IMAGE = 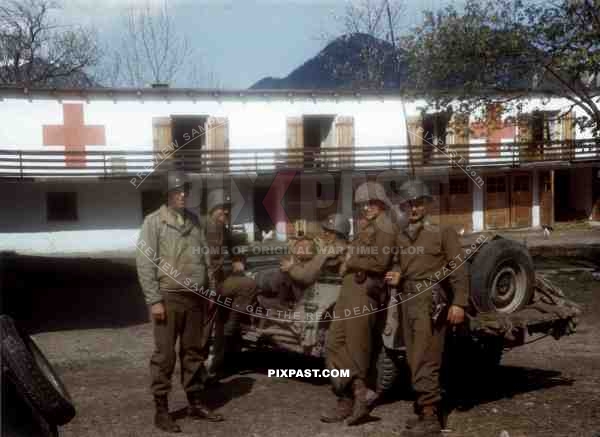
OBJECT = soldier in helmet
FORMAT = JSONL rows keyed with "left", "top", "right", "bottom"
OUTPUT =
{"left": 281, "top": 214, "right": 350, "bottom": 289}
{"left": 204, "top": 188, "right": 234, "bottom": 378}
{"left": 385, "top": 179, "right": 468, "bottom": 436}
{"left": 321, "top": 182, "right": 395, "bottom": 426}
{"left": 136, "top": 172, "right": 224, "bottom": 433}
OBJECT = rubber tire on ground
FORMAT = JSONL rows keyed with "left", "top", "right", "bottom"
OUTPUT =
{"left": 375, "top": 347, "right": 403, "bottom": 394}
{"left": 0, "top": 315, "right": 76, "bottom": 426}
{"left": 469, "top": 237, "right": 535, "bottom": 313}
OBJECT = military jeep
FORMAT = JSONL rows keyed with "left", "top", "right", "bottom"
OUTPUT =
{"left": 227, "top": 235, "right": 581, "bottom": 394}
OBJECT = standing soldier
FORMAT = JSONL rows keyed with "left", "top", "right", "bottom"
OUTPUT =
{"left": 136, "top": 172, "right": 224, "bottom": 434}
{"left": 385, "top": 179, "right": 468, "bottom": 437}
{"left": 322, "top": 182, "right": 395, "bottom": 426}
{"left": 205, "top": 188, "right": 233, "bottom": 379}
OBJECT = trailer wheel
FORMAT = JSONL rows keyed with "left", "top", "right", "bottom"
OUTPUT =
{"left": 0, "top": 315, "right": 75, "bottom": 426}
{"left": 470, "top": 238, "right": 535, "bottom": 313}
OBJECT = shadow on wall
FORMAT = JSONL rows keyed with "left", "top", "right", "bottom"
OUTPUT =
{"left": 0, "top": 252, "right": 148, "bottom": 333}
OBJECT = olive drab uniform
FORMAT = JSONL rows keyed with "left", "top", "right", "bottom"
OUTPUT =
{"left": 394, "top": 222, "right": 469, "bottom": 411}
{"left": 136, "top": 205, "right": 211, "bottom": 398}
{"left": 325, "top": 212, "right": 394, "bottom": 392}
{"left": 205, "top": 215, "right": 233, "bottom": 376}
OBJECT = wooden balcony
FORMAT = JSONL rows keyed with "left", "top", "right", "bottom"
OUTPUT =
{"left": 0, "top": 139, "right": 598, "bottom": 179}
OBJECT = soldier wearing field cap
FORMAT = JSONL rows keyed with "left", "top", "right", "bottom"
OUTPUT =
{"left": 136, "top": 172, "right": 224, "bottom": 433}
{"left": 322, "top": 182, "right": 395, "bottom": 426}
{"left": 385, "top": 179, "right": 468, "bottom": 437}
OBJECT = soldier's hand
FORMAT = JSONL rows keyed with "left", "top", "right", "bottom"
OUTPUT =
{"left": 384, "top": 271, "right": 402, "bottom": 286}
{"left": 280, "top": 257, "right": 294, "bottom": 272}
{"left": 447, "top": 305, "right": 465, "bottom": 325}
{"left": 150, "top": 302, "right": 167, "bottom": 322}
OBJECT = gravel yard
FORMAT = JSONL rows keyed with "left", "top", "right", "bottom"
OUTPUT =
{"left": 4, "top": 254, "right": 600, "bottom": 437}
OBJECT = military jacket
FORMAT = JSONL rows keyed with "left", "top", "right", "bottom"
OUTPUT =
{"left": 393, "top": 222, "right": 469, "bottom": 307}
{"left": 345, "top": 212, "right": 394, "bottom": 275}
{"left": 206, "top": 218, "right": 233, "bottom": 288}
{"left": 136, "top": 205, "right": 208, "bottom": 305}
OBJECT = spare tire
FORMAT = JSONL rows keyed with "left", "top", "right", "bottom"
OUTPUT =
{"left": 0, "top": 315, "right": 75, "bottom": 426}
{"left": 470, "top": 237, "right": 535, "bottom": 314}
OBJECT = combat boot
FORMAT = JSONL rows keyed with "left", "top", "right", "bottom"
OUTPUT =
{"left": 154, "top": 395, "right": 181, "bottom": 433}
{"left": 320, "top": 396, "right": 353, "bottom": 423}
{"left": 186, "top": 392, "right": 225, "bottom": 422}
{"left": 345, "top": 378, "right": 377, "bottom": 426}
{"left": 401, "top": 406, "right": 441, "bottom": 436}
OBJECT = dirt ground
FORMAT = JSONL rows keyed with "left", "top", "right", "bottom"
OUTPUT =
{"left": 11, "top": 256, "right": 600, "bottom": 437}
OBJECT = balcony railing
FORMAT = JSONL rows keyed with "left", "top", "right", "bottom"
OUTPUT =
{"left": 0, "top": 139, "right": 598, "bottom": 178}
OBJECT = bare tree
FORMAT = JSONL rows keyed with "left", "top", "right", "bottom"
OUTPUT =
{"left": 112, "top": 0, "right": 196, "bottom": 87}
{"left": 0, "top": 0, "right": 100, "bottom": 87}
{"left": 318, "top": 0, "right": 405, "bottom": 88}
{"left": 339, "top": 0, "right": 404, "bottom": 43}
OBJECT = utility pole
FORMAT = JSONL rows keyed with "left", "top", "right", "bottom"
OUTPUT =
{"left": 385, "top": 0, "right": 415, "bottom": 178}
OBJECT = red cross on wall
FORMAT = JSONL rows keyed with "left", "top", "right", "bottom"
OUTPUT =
{"left": 43, "top": 103, "right": 106, "bottom": 168}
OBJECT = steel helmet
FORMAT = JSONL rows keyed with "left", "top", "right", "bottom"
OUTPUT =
{"left": 321, "top": 214, "right": 350, "bottom": 239}
{"left": 207, "top": 188, "right": 232, "bottom": 213}
{"left": 165, "top": 171, "right": 189, "bottom": 193}
{"left": 354, "top": 181, "right": 390, "bottom": 206}
{"left": 399, "top": 179, "right": 432, "bottom": 202}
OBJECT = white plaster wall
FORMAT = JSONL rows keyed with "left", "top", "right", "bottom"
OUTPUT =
{"left": 532, "top": 169, "right": 540, "bottom": 228}
{"left": 0, "top": 96, "right": 407, "bottom": 150}
{"left": 0, "top": 180, "right": 143, "bottom": 254}
{"left": 472, "top": 183, "right": 484, "bottom": 232}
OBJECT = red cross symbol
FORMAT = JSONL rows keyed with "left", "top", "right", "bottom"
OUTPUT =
{"left": 43, "top": 104, "right": 106, "bottom": 168}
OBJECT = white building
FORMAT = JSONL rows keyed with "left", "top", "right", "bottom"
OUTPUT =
{"left": 0, "top": 86, "right": 598, "bottom": 256}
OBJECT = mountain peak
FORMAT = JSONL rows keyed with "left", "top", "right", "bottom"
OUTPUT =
{"left": 250, "top": 33, "right": 404, "bottom": 90}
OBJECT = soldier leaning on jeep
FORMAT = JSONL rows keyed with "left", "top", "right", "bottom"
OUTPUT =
{"left": 322, "top": 182, "right": 395, "bottom": 426}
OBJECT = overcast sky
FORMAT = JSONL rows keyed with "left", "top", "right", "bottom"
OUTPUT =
{"left": 60, "top": 0, "right": 458, "bottom": 88}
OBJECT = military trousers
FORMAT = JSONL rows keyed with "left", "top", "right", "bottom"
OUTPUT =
{"left": 325, "top": 273, "right": 382, "bottom": 394}
{"left": 150, "top": 291, "right": 212, "bottom": 397}
{"left": 400, "top": 288, "right": 447, "bottom": 409}
{"left": 207, "top": 275, "right": 258, "bottom": 377}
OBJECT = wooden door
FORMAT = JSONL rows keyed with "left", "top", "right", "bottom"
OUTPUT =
{"left": 539, "top": 170, "right": 554, "bottom": 226}
{"left": 441, "top": 178, "right": 473, "bottom": 231}
{"left": 510, "top": 174, "right": 532, "bottom": 227}
{"left": 485, "top": 175, "right": 509, "bottom": 229}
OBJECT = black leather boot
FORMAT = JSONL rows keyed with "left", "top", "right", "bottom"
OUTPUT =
{"left": 154, "top": 396, "right": 181, "bottom": 433}
{"left": 186, "top": 392, "right": 225, "bottom": 422}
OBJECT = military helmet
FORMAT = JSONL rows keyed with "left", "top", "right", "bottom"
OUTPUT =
{"left": 399, "top": 179, "right": 432, "bottom": 202}
{"left": 165, "top": 171, "right": 189, "bottom": 193}
{"left": 354, "top": 181, "right": 390, "bottom": 206}
{"left": 207, "top": 188, "right": 232, "bottom": 213}
{"left": 321, "top": 214, "right": 350, "bottom": 239}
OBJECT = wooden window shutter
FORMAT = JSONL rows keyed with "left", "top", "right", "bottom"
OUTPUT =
{"left": 286, "top": 117, "right": 303, "bottom": 167}
{"left": 152, "top": 117, "right": 173, "bottom": 161}
{"left": 406, "top": 115, "right": 423, "bottom": 167}
{"left": 447, "top": 113, "right": 470, "bottom": 165}
{"left": 334, "top": 116, "right": 354, "bottom": 168}
{"left": 206, "top": 117, "right": 229, "bottom": 172}
{"left": 561, "top": 111, "right": 574, "bottom": 141}
{"left": 517, "top": 114, "right": 532, "bottom": 143}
